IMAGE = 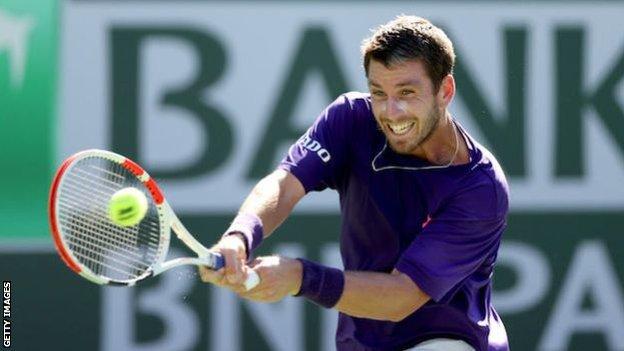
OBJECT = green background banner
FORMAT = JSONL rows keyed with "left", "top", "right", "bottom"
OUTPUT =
{"left": 2, "top": 213, "right": 624, "bottom": 350}
{"left": 0, "top": 0, "right": 58, "bottom": 241}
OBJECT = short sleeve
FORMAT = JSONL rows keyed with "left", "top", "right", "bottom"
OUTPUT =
{"left": 278, "top": 94, "right": 354, "bottom": 193}
{"left": 395, "top": 181, "right": 507, "bottom": 302}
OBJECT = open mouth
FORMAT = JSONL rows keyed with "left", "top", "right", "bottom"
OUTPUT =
{"left": 386, "top": 121, "right": 415, "bottom": 136}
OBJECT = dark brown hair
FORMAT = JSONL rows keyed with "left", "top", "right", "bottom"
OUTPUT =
{"left": 361, "top": 15, "right": 455, "bottom": 92}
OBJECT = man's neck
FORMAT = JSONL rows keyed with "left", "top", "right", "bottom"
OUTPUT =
{"left": 411, "top": 113, "right": 458, "bottom": 165}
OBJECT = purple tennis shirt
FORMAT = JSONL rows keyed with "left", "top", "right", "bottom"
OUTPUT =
{"left": 278, "top": 92, "right": 509, "bottom": 351}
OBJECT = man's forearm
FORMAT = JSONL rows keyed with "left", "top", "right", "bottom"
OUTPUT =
{"left": 334, "top": 270, "right": 430, "bottom": 322}
{"left": 212, "top": 170, "right": 305, "bottom": 286}
{"left": 238, "top": 169, "right": 305, "bottom": 238}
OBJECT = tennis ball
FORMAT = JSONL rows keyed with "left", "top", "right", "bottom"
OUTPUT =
{"left": 108, "top": 187, "right": 148, "bottom": 227}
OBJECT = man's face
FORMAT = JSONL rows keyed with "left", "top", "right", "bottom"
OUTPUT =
{"left": 367, "top": 59, "right": 443, "bottom": 156}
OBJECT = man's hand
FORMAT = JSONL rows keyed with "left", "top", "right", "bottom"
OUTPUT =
{"left": 198, "top": 233, "right": 249, "bottom": 288}
{"left": 238, "top": 255, "right": 302, "bottom": 303}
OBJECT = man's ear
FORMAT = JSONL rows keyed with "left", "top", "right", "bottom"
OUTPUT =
{"left": 438, "top": 74, "right": 455, "bottom": 107}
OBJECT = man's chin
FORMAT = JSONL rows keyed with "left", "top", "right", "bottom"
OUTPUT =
{"left": 387, "top": 141, "right": 415, "bottom": 155}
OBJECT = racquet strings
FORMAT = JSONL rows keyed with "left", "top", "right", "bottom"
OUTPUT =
{"left": 56, "top": 157, "right": 163, "bottom": 282}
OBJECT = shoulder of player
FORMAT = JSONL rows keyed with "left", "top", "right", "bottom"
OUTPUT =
{"left": 320, "top": 92, "right": 375, "bottom": 131}
{"left": 450, "top": 147, "right": 509, "bottom": 220}
{"left": 327, "top": 91, "right": 371, "bottom": 117}
{"left": 474, "top": 142, "right": 509, "bottom": 200}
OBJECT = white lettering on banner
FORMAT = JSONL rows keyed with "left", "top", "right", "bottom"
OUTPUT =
{"left": 243, "top": 244, "right": 304, "bottom": 351}
{"left": 90, "top": 239, "right": 624, "bottom": 350}
{"left": 0, "top": 9, "right": 35, "bottom": 89}
{"left": 142, "top": 37, "right": 206, "bottom": 171}
{"left": 210, "top": 285, "right": 240, "bottom": 351}
{"left": 493, "top": 242, "right": 551, "bottom": 314}
{"left": 59, "top": 3, "right": 624, "bottom": 212}
{"left": 538, "top": 241, "right": 624, "bottom": 351}
{"left": 101, "top": 251, "right": 200, "bottom": 351}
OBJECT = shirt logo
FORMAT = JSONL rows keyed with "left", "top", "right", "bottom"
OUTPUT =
{"left": 298, "top": 135, "right": 331, "bottom": 163}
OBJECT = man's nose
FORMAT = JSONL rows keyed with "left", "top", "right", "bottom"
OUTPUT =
{"left": 386, "top": 98, "right": 404, "bottom": 119}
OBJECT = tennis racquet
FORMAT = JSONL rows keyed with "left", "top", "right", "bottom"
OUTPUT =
{"left": 48, "top": 149, "right": 260, "bottom": 290}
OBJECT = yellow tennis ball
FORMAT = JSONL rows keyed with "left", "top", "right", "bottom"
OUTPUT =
{"left": 108, "top": 187, "right": 148, "bottom": 227}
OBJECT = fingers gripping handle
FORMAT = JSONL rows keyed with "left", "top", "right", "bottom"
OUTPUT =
{"left": 165, "top": 205, "right": 259, "bottom": 290}
{"left": 209, "top": 253, "right": 260, "bottom": 291}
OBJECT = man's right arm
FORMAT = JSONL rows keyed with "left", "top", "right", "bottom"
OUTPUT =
{"left": 201, "top": 94, "right": 354, "bottom": 288}
{"left": 198, "top": 169, "right": 305, "bottom": 286}
{"left": 238, "top": 169, "right": 306, "bottom": 239}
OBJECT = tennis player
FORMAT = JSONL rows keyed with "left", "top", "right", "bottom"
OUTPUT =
{"left": 200, "top": 15, "right": 509, "bottom": 351}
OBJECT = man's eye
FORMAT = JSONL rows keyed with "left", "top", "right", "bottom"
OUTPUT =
{"left": 372, "top": 91, "right": 386, "bottom": 97}
{"left": 400, "top": 90, "right": 414, "bottom": 96}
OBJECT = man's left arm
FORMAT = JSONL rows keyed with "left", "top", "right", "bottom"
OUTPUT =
{"left": 238, "top": 256, "right": 429, "bottom": 322}
{"left": 336, "top": 269, "right": 430, "bottom": 321}
{"left": 239, "top": 179, "right": 507, "bottom": 319}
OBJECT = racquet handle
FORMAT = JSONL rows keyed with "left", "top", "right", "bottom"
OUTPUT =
{"left": 207, "top": 253, "right": 260, "bottom": 291}
{"left": 211, "top": 253, "right": 226, "bottom": 270}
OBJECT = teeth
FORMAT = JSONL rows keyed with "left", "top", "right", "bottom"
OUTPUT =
{"left": 387, "top": 121, "right": 414, "bottom": 135}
